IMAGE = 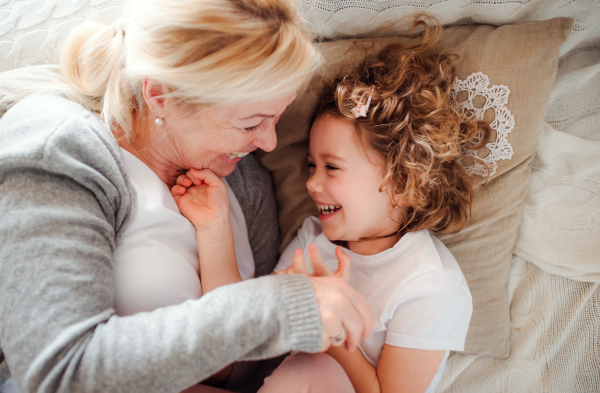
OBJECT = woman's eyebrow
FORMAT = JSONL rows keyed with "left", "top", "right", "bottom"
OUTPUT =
{"left": 239, "top": 114, "right": 276, "bottom": 120}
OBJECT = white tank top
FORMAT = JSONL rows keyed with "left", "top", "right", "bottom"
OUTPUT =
{"left": 112, "top": 148, "right": 255, "bottom": 316}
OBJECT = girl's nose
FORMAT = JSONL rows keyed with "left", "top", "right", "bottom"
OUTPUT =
{"left": 306, "top": 172, "right": 323, "bottom": 193}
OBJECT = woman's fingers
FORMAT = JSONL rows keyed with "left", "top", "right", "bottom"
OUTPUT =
{"left": 308, "top": 244, "right": 333, "bottom": 277}
{"left": 291, "top": 249, "right": 310, "bottom": 275}
{"left": 277, "top": 249, "right": 309, "bottom": 275}
{"left": 334, "top": 246, "right": 351, "bottom": 282}
{"left": 309, "top": 276, "right": 373, "bottom": 352}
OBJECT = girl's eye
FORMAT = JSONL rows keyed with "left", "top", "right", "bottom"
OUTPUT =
{"left": 326, "top": 164, "right": 338, "bottom": 170}
{"left": 307, "top": 162, "right": 316, "bottom": 168}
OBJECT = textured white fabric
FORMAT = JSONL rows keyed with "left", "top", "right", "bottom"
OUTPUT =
{"left": 513, "top": 122, "right": 600, "bottom": 283}
{"left": 298, "top": 0, "right": 600, "bottom": 56}
{"left": 452, "top": 72, "right": 514, "bottom": 177}
{"left": 437, "top": 256, "right": 600, "bottom": 392}
{"left": 0, "top": 0, "right": 126, "bottom": 72}
{"left": 113, "top": 148, "right": 255, "bottom": 316}
{"left": 276, "top": 217, "right": 472, "bottom": 393}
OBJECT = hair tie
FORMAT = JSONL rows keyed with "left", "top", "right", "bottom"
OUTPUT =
{"left": 351, "top": 86, "right": 375, "bottom": 118}
{"left": 113, "top": 19, "right": 128, "bottom": 39}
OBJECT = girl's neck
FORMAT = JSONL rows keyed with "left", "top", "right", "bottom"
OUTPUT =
{"left": 346, "top": 234, "right": 401, "bottom": 256}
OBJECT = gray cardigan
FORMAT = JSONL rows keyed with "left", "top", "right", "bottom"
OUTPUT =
{"left": 0, "top": 94, "right": 322, "bottom": 393}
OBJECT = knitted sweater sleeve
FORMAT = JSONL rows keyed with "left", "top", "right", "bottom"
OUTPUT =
{"left": 0, "top": 95, "right": 322, "bottom": 393}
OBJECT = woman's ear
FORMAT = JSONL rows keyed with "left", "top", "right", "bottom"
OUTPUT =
{"left": 142, "top": 78, "right": 170, "bottom": 117}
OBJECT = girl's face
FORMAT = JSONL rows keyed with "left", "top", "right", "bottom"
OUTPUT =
{"left": 307, "top": 114, "right": 402, "bottom": 255}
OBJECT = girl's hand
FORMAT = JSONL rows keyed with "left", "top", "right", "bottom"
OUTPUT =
{"left": 171, "top": 168, "right": 230, "bottom": 231}
{"left": 278, "top": 245, "right": 351, "bottom": 282}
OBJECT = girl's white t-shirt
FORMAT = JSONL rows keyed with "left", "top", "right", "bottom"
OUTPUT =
{"left": 112, "top": 148, "right": 255, "bottom": 316}
{"left": 275, "top": 216, "right": 472, "bottom": 393}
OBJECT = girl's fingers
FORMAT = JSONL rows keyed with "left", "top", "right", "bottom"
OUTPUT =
{"left": 184, "top": 170, "right": 200, "bottom": 185}
{"left": 188, "top": 168, "right": 224, "bottom": 188}
{"left": 171, "top": 184, "right": 187, "bottom": 197}
{"left": 176, "top": 174, "right": 193, "bottom": 187}
{"left": 334, "top": 246, "right": 351, "bottom": 282}
{"left": 308, "top": 244, "right": 333, "bottom": 277}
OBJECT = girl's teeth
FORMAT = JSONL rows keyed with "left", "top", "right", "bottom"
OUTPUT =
{"left": 226, "top": 152, "right": 249, "bottom": 159}
{"left": 317, "top": 203, "right": 341, "bottom": 214}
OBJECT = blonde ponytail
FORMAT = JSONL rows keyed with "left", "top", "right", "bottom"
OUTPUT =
{"left": 60, "top": 19, "right": 139, "bottom": 140}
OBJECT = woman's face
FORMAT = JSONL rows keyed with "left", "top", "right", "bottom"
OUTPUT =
{"left": 144, "top": 90, "right": 295, "bottom": 181}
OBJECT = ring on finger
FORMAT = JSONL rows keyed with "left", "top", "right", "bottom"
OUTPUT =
{"left": 330, "top": 326, "right": 346, "bottom": 345}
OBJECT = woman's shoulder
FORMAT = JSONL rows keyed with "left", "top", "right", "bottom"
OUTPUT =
{"left": 0, "top": 93, "right": 119, "bottom": 161}
{"left": 0, "top": 93, "right": 132, "bottom": 236}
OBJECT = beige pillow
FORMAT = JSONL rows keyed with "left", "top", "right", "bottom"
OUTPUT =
{"left": 257, "top": 17, "right": 573, "bottom": 358}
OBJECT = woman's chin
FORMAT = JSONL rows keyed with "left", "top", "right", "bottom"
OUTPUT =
{"left": 210, "top": 155, "right": 242, "bottom": 177}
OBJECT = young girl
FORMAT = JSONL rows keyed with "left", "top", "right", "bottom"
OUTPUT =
{"left": 173, "top": 17, "right": 489, "bottom": 393}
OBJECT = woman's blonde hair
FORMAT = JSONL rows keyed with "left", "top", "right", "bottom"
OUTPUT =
{"left": 317, "top": 15, "right": 491, "bottom": 236}
{"left": 0, "top": 0, "right": 320, "bottom": 145}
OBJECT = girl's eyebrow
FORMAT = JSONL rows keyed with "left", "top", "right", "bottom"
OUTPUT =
{"left": 322, "top": 153, "right": 347, "bottom": 162}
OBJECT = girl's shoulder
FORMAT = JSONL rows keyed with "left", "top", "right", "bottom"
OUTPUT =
{"left": 297, "top": 215, "right": 324, "bottom": 244}
{"left": 380, "top": 230, "right": 472, "bottom": 313}
{"left": 399, "top": 230, "right": 467, "bottom": 287}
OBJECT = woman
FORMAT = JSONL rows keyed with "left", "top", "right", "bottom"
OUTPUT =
{"left": 0, "top": 0, "right": 372, "bottom": 392}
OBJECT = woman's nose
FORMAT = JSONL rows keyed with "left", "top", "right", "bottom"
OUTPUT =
{"left": 252, "top": 123, "right": 277, "bottom": 152}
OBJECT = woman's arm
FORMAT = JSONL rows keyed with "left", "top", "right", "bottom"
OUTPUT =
{"left": 0, "top": 165, "right": 325, "bottom": 393}
{"left": 326, "top": 345, "right": 445, "bottom": 393}
{"left": 0, "top": 95, "right": 326, "bottom": 392}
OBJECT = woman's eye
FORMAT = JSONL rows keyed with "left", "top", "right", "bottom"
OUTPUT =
{"left": 244, "top": 124, "right": 261, "bottom": 132}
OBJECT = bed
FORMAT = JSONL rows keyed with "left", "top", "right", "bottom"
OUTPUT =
{"left": 1, "top": 0, "right": 598, "bottom": 391}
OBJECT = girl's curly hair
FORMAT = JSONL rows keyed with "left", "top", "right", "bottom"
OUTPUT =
{"left": 316, "top": 15, "right": 491, "bottom": 235}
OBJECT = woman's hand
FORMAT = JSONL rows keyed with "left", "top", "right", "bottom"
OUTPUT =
{"left": 311, "top": 273, "right": 373, "bottom": 353}
{"left": 279, "top": 245, "right": 351, "bottom": 281}
{"left": 280, "top": 244, "right": 372, "bottom": 352}
{"left": 171, "top": 168, "right": 230, "bottom": 231}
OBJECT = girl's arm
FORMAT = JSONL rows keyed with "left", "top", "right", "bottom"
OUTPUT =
{"left": 172, "top": 169, "right": 241, "bottom": 293}
{"left": 378, "top": 345, "right": 446, "bottom": 393}
{"left": 326, "top": 344, "right": 445, "bottom": 393}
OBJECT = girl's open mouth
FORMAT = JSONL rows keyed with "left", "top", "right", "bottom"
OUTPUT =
{"left": 317, "top": 203, "right": 341, "bottom": 220}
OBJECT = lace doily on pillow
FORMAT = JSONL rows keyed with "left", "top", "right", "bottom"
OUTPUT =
{"left": 451, "top": 72, "right": 515, "bottom": 177}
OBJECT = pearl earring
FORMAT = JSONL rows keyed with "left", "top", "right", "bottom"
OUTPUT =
{"left": 155, "top": 117, "right": 164, "bottom": 126}
{"left": 394, "top": 205, "right": 400, "bottom": 209}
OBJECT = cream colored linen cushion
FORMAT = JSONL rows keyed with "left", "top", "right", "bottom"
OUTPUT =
{"left": 258, "top": 17, "right": 573, "bottom": 357}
